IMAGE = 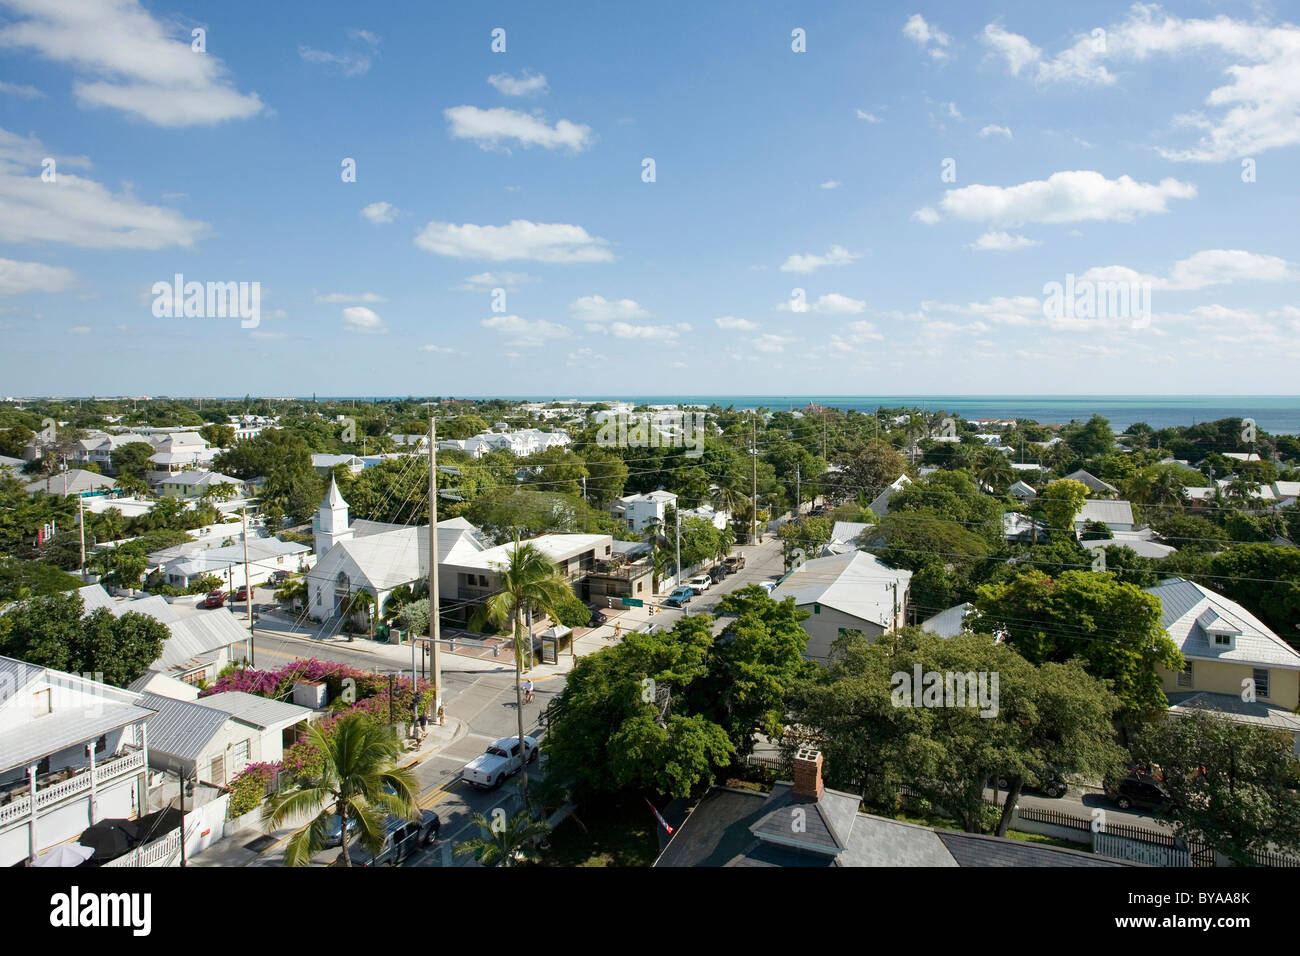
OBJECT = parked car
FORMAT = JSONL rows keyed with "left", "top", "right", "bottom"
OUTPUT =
{"left": 992, "top": 769, "right": 1068, "bottom": 799}
{"left": 586, "top": 608, "right": 610, "bottom": 629}
{"left": 723, "top": 554, "right": 747, "bottom": 572}
{"left": 1104, "top": 772, "right": 1169, "bottom": 811}
{"left": 204, "top": 589, "right": 226, "bottom": 608}
{"left": 231, "top": 584, "right": 250, "bottom": 602}
{"left": 268, "top": 570, "right": 291, "bottom": 585}
{"left": 323, "top": 812, "right": 360, "bottom": 848}
{"left": 462, "top": 735, "right": 539, "bottom": 790}
{"left": 708, "top": 565, "right": 728, "bottom": 583}
{"left": 686, "top": 573, "right": 712, "bottom": 594}
{"left": 758, "top": 581, "right": 777, "bottom": 593}
{"left": 342, "top": 810, "right": 441, "bottom": 867}
{"left": 664, "top": 586, "right": 694, "bottom": 608}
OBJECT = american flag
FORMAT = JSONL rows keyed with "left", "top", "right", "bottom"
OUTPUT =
{"left": 646, "top": 798, "right": 674, "bottom": 835}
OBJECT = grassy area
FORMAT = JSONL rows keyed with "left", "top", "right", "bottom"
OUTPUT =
{"left": 532, "top": 793, "right": 660, "bottom": 867}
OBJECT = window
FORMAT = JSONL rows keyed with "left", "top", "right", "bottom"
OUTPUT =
{"left": 1177, "top": 661, "right": 1193, "bottom": 688}
{"left": 31, "top": 689, "right": 51, "bottom": 717}
{"left": 637, "top": 582, "right": 643, "bottom": 593}
{"left": 315, "top": 591, "right": 321, "bottom": 606}
{"left": 1213, "top": 633, "right": 1232, "bottom": 647}
{"left": 95, "top": 734, "right": 108, "bottom": 755}
{"left": 181, "top": 670, "right": 205, "bottom": 686}
{"left": 1254, "top": 668, "right": 1270, "bottom": 699}
{"left": 233, "top": 739, "right": 250, "bottom": 764}
{"left": 813, "top": 604, "right": 821, "bottom": 615}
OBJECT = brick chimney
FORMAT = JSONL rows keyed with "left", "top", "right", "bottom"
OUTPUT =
{"left": 792, "top": 747, "right": 824, "bottom": 801}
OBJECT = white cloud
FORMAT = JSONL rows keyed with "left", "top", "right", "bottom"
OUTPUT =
{"left": 0, "top": 129, "right": 208, "bottom": 249}
{"left": 778, "top": 294, "right": 867, "bottom": 314}
{"left": 415, "top": 219, "right": 613, "bottom": 263}
{"left": 968, "top": 230, "right": 1041, "bottom": 252}
{"left": 487, "top": 71, "right": 548, "bottom": 96}
{"left": 298, "top": 46, "right": 372, "bottom": 77}
{"left": 912, "top": 206, "right": 940, "bottom": 225}
{"left": 604, "top": 322, "right": 678, "bottom": 340}
{"left": 979, "top": 124, "right": 1012, "bottom": 138}
{"left": 458, "top": 272, "right": 536, "bottom": 290}
{"left": 0, "top": 258, "right": 75, "bottom": 295}
{"left": 569, "top": 295, "right": 650, "bottom": 322}
{"left": 820, "top": 180, "right": 841, "bottom": 190}
{"left": 753, "top": 334, "right": 796, "bottom": 353}
{"left": 921, "top": 170, "right": 1196, "bottom": 226}
{"left": 856, "top": 109, "right": 883, "bottom": 123}
{"left": 780, "top": 244, "right": 859, "bottom": 273}
{"left": 945, "top": 101, "right": 963, "bottom": 119}
{"left": 567, "top": 347, "right": 609, "bottom": 366}
{"left": 1080, "top": 249, "right": 1291, "bottom": 291}
{"left": 342, "top": 306, "right": 386, "bottom": 334}
{"left": 982, "top": 7, "right": 1300, "bottom": 161}
{"left": 0, "top": 0, "right": 264, "bottom": 126}
{"left": 419, "top": 344, "right": 462, "bottom": 354}
{"left": 0, "top": 80, "right": 43, "bottom": 99}
{"left": 67, "top": 325, "right": 91, "bottom": 335}
{"left": 715, "top": 316, "right": 758, "bottom": 331}
{"left": 361, "top": 201, "right": 397, "bottom": 224}
{"left": 481, "top": 314, "right": 569, "bottom": 346}
{"left": 444, "top": 106, "right": 592, "bottom": 151}
{"left": 315, "top": 292, "right": 386, "bottom": 303}
{"left": 903, "top": 14, "right": 952, "bottom": 61}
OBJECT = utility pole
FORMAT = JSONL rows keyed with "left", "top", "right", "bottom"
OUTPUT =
{"left": 674, "top": 507, "right": 681, "bottom": 589}
{"left": 751, "top": 413, "right": 758, "bottom": 545}
{"left": 795, "top": 464, "right": 801, "bottom": 518}
{"left": 77, "top": 495, "right": 86, "bottom": 580}
{"left": 581, "top": 475, "right": 587, "bottom": 533}
{"left": 427, "top": 416, "right": 442, "bottom": 717}
{"left": 891, "top": 580, "right": 899, "bottom": 632}
{"left": 242, "top": 507, "right": 254, "bottom": 665}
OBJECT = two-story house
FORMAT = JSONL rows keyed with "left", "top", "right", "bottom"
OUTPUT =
{"left": 0, "top": 658, "right": 153, "bottom": 866}
{"left": 1146, "top": 578, "right": 1300, "bottom": 748}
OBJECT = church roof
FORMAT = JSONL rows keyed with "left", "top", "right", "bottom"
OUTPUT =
{"left": 324, "top": 476, "right": 348, "bottom": 509}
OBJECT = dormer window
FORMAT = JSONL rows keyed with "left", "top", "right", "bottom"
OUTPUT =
{"left": 1212, "top": 633, "right": 1233, "bottom": 648}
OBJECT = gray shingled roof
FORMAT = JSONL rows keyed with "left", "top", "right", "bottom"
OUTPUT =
{"left": 1077, "top": 499, "right": 1135, "bottom": 527}
{"left": 935, "top": 830, "right": 1128, "bottom": 867}
{"left": 141, "top": 692, "right": 231, "bottom": 763}
{"left": 1168, "top": 691, "right": 1300, "bottom": 733}
{"left": 1145, "top": 578, "right": 1300, "bottom": 669}
{"left": 197, "top": 690, "right": 312, "bottom": 729}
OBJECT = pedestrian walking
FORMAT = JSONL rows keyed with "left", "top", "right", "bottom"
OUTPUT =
{"left": 524, "top": 678, "right": 535, "bottom": 703}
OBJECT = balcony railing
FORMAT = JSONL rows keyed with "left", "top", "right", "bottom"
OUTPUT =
{"left": 0, "top": 747, "right": 145, "bottom": 827}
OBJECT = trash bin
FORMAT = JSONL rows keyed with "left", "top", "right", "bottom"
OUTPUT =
{"left": 375, "top": 624, "right": 390, "bottom": 642}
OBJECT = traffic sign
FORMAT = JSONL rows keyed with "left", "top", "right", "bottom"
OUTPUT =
{"left": 622, "top": 597, "right": 644, "bottom": 608}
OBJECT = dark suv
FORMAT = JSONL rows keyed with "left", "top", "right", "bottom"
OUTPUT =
{"left": 342, "top": 810, "right": 441, "bottom": 866}
{"left": 1104, "top": 773, "right": 1169, "bottom": 811}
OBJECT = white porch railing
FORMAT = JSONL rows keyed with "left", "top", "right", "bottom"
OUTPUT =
{"left": 0, "top": 748, "right": 145, "bottom": 827}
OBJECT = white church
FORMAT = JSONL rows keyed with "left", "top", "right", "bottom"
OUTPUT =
{"left": 305, "top": 478, "right": 615, "bottom": 630}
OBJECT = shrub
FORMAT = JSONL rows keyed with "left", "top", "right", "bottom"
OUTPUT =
{"left": 551, "top": 588, "right": 592, "bottom": 629}
{"left": 227, "top": 762, "right": 280, "bottom": 818}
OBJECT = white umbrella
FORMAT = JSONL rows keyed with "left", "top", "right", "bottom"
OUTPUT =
{"left": 33, "top": 843, "right": 95, "bottom": 867}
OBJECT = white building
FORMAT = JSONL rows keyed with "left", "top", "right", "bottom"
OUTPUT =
{"left": 769, "top": 551, "right": 912, "bottom": 663}
{"left": 612, "top": 490, "right": 678, "bottom": 533}
{"left": 0, "top": 658, "right": 153, "bottom": 866}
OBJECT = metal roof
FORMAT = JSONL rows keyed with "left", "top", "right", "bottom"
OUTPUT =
{"left": 1077, "top": 499, "right": 1134, "bottom": 527}
{"left": 197, "top": 691, "right": 312, "bottom": 729}
{"left": 140, "top": 693, "right": 232, "bottom": 762}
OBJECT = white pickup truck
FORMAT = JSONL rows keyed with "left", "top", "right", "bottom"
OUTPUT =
{"left": 462, "top": 735, "right": 539, "bottom": 789}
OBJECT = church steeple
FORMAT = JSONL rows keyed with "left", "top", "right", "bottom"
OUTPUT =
{"left": 314, "top": 476, "right": 353, "bottom": 556}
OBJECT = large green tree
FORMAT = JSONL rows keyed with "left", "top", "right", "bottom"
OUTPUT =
{"left": 973, "top": 569, "right": 1182, "bottom": 728}
{"left": 1133, "top": 709, "right": 1300, "bottom": 864}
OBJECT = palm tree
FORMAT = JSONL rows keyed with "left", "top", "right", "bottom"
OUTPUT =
{"left": 469, "top": 542, "right": 572, "bottom": 798}
{"left": 715, "top": 522, "right": 736, "bottom": 563}
{"left": 949, "top": 442, "right": 977, "bottom": 472}
{"left": 975, "top": 449, "right": 1014, "bottom": 493}
{"left": 1146, "top": 469, "right": 1187, "bottom": 510}
{"left": 454, "top": 808, "right": 551, "bottom": 867}
{"left": 343, "top": 588, "right": 376, "bottom": 639}
{"left": 1225, "top": 473, "right": 1261, "bottom": 511}
{"left": 1045, "top": 441, "right": 1074, "bottom": 475}
{"left": 275, "top": 575, "right": 308, "bottom": 610}
{"left": 262, "top": 712, "right": 420, "bottom": 866}
{"left": 710, "top": 469, "right": 751, "bottom": 520}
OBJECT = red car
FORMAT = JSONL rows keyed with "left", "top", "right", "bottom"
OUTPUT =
{"left": 232, "top": 585, "right": 250, "bottom": 602}
{"left": 204, "top": 590, "right": 226, "bottom": 608}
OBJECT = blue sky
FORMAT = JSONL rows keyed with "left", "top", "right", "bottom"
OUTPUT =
{"left": 1, "top": 0, "right": 1298, "bottom": 397}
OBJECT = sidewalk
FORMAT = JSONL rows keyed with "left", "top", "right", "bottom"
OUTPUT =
{"left": 189, "top": 716, "right": 467, "bottom": 867}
